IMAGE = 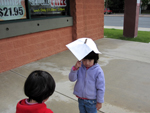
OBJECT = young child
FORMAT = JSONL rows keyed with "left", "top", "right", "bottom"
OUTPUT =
{"left": 16, "top": 70, "right": 56, "bottom": 113}
{"left": 69, "top": 51, "right": 105, "bottom": 113}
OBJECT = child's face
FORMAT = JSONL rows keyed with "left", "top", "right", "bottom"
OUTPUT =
{"left": 82, "top": 59, "right": 94, "bottom": 68}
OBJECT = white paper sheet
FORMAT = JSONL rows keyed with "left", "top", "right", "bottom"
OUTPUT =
{"left": 66, "top": 38, "right": 101, "bottom": 60}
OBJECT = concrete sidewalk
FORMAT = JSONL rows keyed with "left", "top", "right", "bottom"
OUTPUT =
{"left": 0, "top": 38, "right": 150, "bottom": 113}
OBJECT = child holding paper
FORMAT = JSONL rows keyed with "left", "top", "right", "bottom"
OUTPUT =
{"left": 16, "top": 70, "right": 55, "bottom": 113}
{"left": 68, "top": 38, "right": 105, "bottom": 113}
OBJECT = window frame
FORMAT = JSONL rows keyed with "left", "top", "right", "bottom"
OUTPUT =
{"left": 0, "top": 0, "right": 73, "bottom": 39}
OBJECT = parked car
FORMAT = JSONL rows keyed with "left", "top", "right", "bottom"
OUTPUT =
{"left": 104, "top": 8, "right": 113, "bottom": 14}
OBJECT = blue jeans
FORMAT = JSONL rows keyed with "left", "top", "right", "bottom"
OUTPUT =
{"left": 78, "top": 98, "right": 97, "bottom": 113}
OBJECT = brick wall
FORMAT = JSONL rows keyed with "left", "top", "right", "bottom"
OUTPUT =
{"left": 0, "top": 27, "right": 72, "bottom": 73}
{"left": 71, "top": 0, "right": 104, "bottom": 40}
{"left": 0, "top": 0, "right": 104, "bottom": 73}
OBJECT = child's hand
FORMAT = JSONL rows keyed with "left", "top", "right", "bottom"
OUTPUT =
{"left": 96, "top": 103, "right": 102, "bottom": 110}
{"left": 74, "top": 61, "right": 81, "bottom": 69}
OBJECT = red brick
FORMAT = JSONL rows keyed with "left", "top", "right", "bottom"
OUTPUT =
{"left": 22, "top": 45, "right": 37, "bottom": 54}
{"left": 36, "top": 42, "right": 48, "bottom": 50}
{"left": 46, "top": 39, "right": 57, "bottom": 47}
{"left": 60, "top": 28, "right": 72, "bottom": 36}
{"left": 29, "top": 51, "right": 42, "bottom": 61}
{"left": 0, "top": 53, "right": 7, "bottom": 62}
{"left": 76, "top": 0, "right": 83, "bottom": 3}
{"left": 6, "top": 48, "right": 23, "bottom": 60}
{"left": 0, "top": 62, "right": 8, "bottom": 73}
{"left": 1, "top": 59, "right": 16, "bottom": 71}
{"left": 15, "top": 54, "right": 31, "bottom": 66}
{"left": 27, "top": 35, "right": 42, "bottom": 45}
{"left": 0, "top": 41, "right": 14, "bottom": 53}
{"left": 76, "top": 3, "right": 83, "bottom": 9}
{"left": 42, "top": 48, "right": 54, "bottom": 56}
{"left": 40, "top": 33, "right": 53, "bottom": 42}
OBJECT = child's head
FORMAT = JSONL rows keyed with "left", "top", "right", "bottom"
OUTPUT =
{"left": 82, "top": 51, "right": 99, "bottom": 67}
{"left": 24, "top": 70, "right": 55, "bottom": 103}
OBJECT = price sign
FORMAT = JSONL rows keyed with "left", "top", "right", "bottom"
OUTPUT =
{"left": 0, "top": 0, "right": 26, "bottom": 21}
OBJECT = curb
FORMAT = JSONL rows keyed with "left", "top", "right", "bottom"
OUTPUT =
{"left": 104, "top": 14, "right": 150, "bottom": 17}
{"left": 104, "top": 26, "right": 150, "bottom": 31}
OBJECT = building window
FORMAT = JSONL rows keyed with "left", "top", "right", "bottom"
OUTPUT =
{"left": 0, "top": 0, "right": 70, "bottom": 21}
{"left": 0, "top": 0, "right": 72, "bottom": 39}
{"left": 0, "top": 0, "right": 27, "bottom": 21}
{"left": 29, "top": 0, "right": 68, "bottom": 19}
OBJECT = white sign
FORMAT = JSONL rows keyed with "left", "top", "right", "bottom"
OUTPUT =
{"left": 137, "top": 0, "right": 140, "bottom": 3}
{"left": 0, "top": 0, "right": 26, "bottom": 21}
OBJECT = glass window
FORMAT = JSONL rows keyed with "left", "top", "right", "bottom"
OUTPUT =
{"left": 0, "top": 0, "right": 27, "bottom": 21}
{"left": 0, "top": 0, "right": 72, "bottom": 40}
{"left": 29, "top": 0, "right": 68, "bottom": 19}
{"left": 0, "top": 0, "right": 69, "bottom": 21}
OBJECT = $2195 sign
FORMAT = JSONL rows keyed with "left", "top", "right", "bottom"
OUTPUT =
{"left": 0, "top": 6, "right": 26, "bottom": 21}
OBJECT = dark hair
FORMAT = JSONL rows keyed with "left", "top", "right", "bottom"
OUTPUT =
{"left": 24, "top": 70, "right": 55, "bottom": 103}
{"left": 83, "top": 51, "right": 99, "bottom": 64}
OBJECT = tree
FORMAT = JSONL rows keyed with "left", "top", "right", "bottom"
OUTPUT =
{"left": 141, "top": 0, "right": 150, "bottom": 10}
{"left": 106, "top": 0, "right": 150, "bottom": 13}
{"left": 107, "top": 0, "right": 124, "bottom": 13}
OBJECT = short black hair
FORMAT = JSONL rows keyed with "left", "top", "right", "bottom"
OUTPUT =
{"left": 83, "top": 51, "right": 99, "bottom": 64}
{"left": 24, "top": 70, "right": 55, "bottom": 103}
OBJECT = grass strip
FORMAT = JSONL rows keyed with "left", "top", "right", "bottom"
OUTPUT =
{"left": 104, "top": 28, "right": 150, "bottom": 43}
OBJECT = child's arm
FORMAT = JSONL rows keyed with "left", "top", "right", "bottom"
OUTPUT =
{"left": 69, "top": 61, "right": 81, "bottom": 82}
{"left": 74, "top": 61, "right": 81, "bottom": 69}
{"left": 96, "top": 69, "right": 105, "bottom": 106}
{"left": 96, "top": 103, "right": 102, "bottom": 110}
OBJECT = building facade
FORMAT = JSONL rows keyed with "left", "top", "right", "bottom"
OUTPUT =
{"left": 0, "top": 0, "right": 104, "bottom": 73}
